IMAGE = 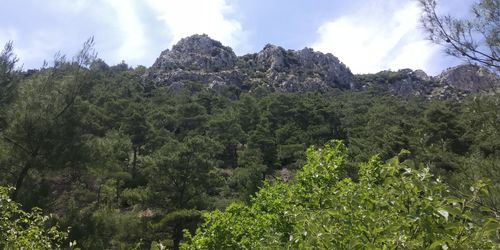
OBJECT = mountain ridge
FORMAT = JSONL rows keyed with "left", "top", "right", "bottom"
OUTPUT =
{"left": 145, "top": 34, "right": 499, "bottom": 98}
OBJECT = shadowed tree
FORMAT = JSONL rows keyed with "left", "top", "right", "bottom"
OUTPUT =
{"left": 148, "top": 135, "right": 222, "bottom": 249}
{"left": 0, "top": 38, "right": 96, "bottom": 201}
{"left": 0, "top": 41, "right": 19, "bottom": 107}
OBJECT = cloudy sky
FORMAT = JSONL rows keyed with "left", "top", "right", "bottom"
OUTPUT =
{"left": 0, "top": 0, "right": 474, "bottom": 75}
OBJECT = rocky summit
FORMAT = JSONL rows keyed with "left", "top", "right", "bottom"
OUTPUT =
{"left": 145, "top": 34, "right": 353, "bottom": 92}
{"left": 145, "top": 34, "right": 499, "bottom": 98}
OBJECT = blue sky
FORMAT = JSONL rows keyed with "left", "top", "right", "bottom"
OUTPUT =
{"left": 0, "top": 0, "right": 473, "bottom": 75}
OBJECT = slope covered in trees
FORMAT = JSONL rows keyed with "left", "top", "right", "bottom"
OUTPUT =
{"left": 0, "top": 37, "right": 499, "bottom": 249}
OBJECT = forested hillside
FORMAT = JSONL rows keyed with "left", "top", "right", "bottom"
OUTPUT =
{"left": 0, "top": 37, "right": 499, "bottom": 249}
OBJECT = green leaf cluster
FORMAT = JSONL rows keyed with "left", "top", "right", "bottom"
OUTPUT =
{"left": 183, "top": 141, "right": 500, "bottom": 249}
{"left": 0, "top": 186, "right": 70, "bottom": 250}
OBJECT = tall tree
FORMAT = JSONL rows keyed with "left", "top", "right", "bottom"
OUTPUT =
{"left": 0, "top": 41, "right": 19, "bottom": 131}
{"left": 0, "top": 39, "right": 96, "bottom": 200}
{"left": 123, "top": 102, "right": 150, "bottom": 177}
{"left": 148, "top": 135, "right": 222, "bottom": 249}
{"left": 207, "top": 110, "right": 246, "bottom": 168}
{"left": 0, "top": 41, "right": 18, "bottom": 107}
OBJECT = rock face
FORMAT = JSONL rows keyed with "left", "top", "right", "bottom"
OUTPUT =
{"left": 152, "top": 34, "right": 237, "bottom": 71}
{"left": 437, "top": 64, "right": 499, "bottom": 93}
{"left": 146, "top": 34, "right": 354, "bottom": 92}
{"left": 356, "top": 66, "right": 499, "bottom": 99}
{"left": 146, "top": 35, "right": 245, "bottom": 90}
{"left": 356, "top": 69, "right": 436, "bottom": 97}
{"left": 245, "top": 45, "right": 353, "bottom": 92}
{"left": 145, "top": 34, "right": 499, "bottom": 98}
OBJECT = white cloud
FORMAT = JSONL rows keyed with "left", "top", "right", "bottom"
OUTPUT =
{"left": 311, "top": 1, "right": 440, "bottom": 74}
{"left": 105, "top": 0, "right": 148, "bottom": 63}
{"left": 0, "top": 29, "right": 17, "bottom": 46}
{"left": 18, "top": 30, "right": 65, "bottom": 63}
{"left": 145, "top": 0, "right": 246, "bottom": 52}
{"left": 1, "top": 0, "right": 247, "bottom": 68}
{"left": 388, "top": 40, "right": 438, "bottom": 71}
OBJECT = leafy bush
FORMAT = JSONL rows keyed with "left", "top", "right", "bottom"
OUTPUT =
{"left": 182, "top": 141, "right": 500, "bottom": 249}
{"left": 0, "top": 186, "right": 70, "bottom": 249}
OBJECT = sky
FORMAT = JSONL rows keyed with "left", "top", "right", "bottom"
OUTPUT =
{"left": 0, "top": 0, "right": 474, "bottom": 75}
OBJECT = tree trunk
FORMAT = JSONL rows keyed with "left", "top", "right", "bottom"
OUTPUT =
{"left": 12, "top": 161, "right": 32, "bottom": 201}
{"left": 132, "top": 146, "right": 138, "bottom": 177}
{"left": 172, "top": 222, "right": 183, "bottom": 250}
{"left": 229, "top": 144, "right": 237, "bottom": 168}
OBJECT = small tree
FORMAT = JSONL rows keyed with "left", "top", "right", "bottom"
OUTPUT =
{"left": 419, "top": 0, "right": 499, "bottom": 71}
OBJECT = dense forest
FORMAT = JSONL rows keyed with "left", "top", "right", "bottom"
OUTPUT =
{"left": 0, "top": 36, "right": 499, "bottom": 249}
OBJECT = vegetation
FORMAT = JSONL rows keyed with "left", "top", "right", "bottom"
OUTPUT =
{"left": 0, "top": 41, "right": 499, "bottom": 249}
{"left": 0, "top": 187, "right": 71, "bottom": 250}
{"left": 182, "top": 141, "right": 499, "bottom": 249}
{"left": 419, "top": 0, "right": 500, "bottom": 71}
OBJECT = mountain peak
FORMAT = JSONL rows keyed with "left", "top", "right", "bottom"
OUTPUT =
{"left": 153, "top": 34, "right": 237, "bottom": 71}
{"left": 147, "top": 35, "right": 354, "bottom": 92}
{"left": 171, "top": 34, "right": 231, "bottom": 54}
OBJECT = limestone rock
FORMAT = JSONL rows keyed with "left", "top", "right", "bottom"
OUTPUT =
{"left": 355, "top": 69, "right": 436, "bottom": 97}
{"left": 356, "top": 65, "right": 499, "bottom": 99}
{"left": 146, "top": 35, "right": 354, "bottom": 92}
{"left": 152, "top": 34, "right": 237, "bottom": 71}
{"left": 437, "top": 64, "right": 499, "bottom": 93}
{"left": 243, "top": 45, "right": 354, "bottom": 91}
{"left": 144, "top": 34, "right": 499, "bottom": 98}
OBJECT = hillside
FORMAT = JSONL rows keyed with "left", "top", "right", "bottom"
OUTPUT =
{"left": 0, "top": 36, "right": 499, "bottom": 249}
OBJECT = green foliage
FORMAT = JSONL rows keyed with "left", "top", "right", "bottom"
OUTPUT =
{"left": 182, "top": 141, "right": 500, "bottom": 249}
{"left": 0, "top": 40, "right": 95, "bottom": 202}
{"left": 83, "top": 207, "right": 144, "bottom": 249}
{"left": 229, "top": 147, "right": 267, "bottom": 199}
{"left": 1, "top": 40, "right": 499, "bottom": 249}
{"left": 148, "top": 135, "right": 222, "bottom": 209}
{"left": 0, "top": 41, "right": 18, "bottom": 108}
{"left": 0, "top": 186, "right": 70, "bottom": 249}
{"left": 207, "top": 110, "right": 246, "bottom": 168}
{"left": 151, "top": 209, "right": 203, "bottom": 250}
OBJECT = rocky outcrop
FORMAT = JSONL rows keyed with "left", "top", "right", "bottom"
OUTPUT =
{"left": 356, "top": 66, "right": 499, "bottom": 99}
{"left": 437, "top": 64, "right": 499, "bottom": 93}
{"left": 145, "top": 35, "right": 245, "bottom": 90}
{"left": 145, "top": 34, "right": 499, "bottom": 98}
{"left": 152, "top": 34, "right": 237, "bottom": 71}
{"left": 356, "top": 69, "right": 436, "bottom": 97}
{"left": 146, "top": 34, "right": 354, "bottom": 92}
{"left": 243, "top": 45, "right": 353, "bottom": 92}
